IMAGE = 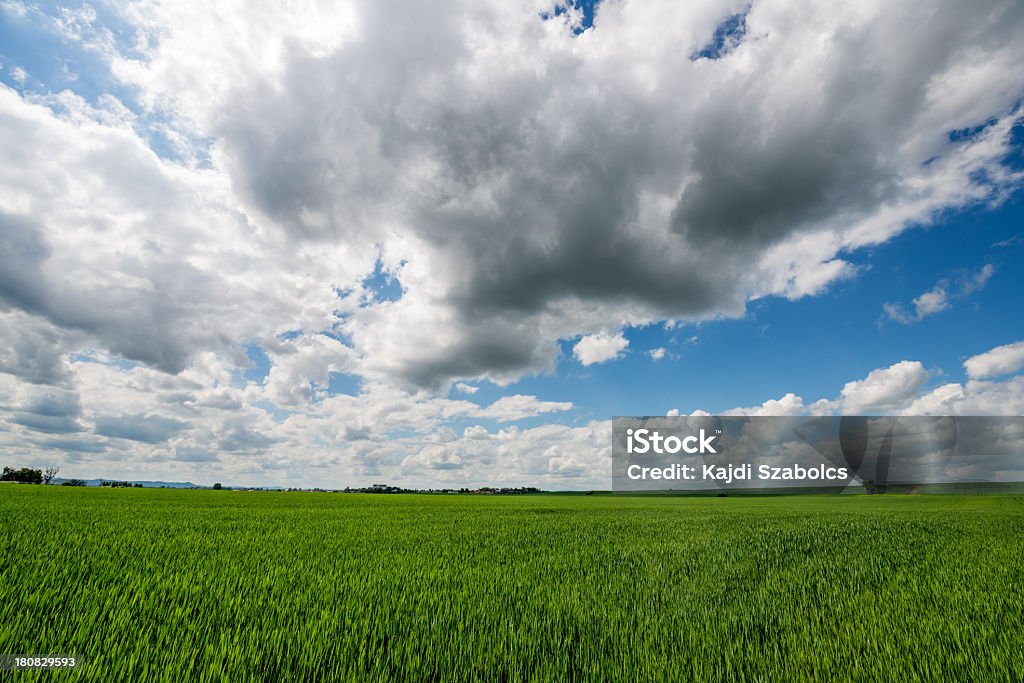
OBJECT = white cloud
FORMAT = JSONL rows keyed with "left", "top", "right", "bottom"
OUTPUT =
{"left": 902, "top": 378, "right": 1024, "bottom": 416}
{"left": 574, "top": 332, "right": 629, "bottom": 366}
{"left": 840, "top": 361, "right": 930, "bottom": 414}
{"left": 964, "top": 340, "right": 1024, "bottom": 379}
{"left": 723, "top": 392, "right": 837, "bottom": 417}
{"left": 463, "top": 425, "right": 490, "bottom": 440}
{"left": 478, "top": 394, "right": 573, "bottom": 422}
{"left": 884, "top": 264, "right": 996, "bottom": 324}
{"left": 708, "top": 342, "right": 1024, "bottom": 418}
{"left": 454, "top": 382, "right": 479, "bottom": 395}
{"left": 881, "top": 302, "right": 914, "bottom": 325}
{"left": 401, "top": 444, "right": 464, "bottom": 472}
{"left": 648, "top": 347, "right": 667, "bottom": 361}
{"left": 388, "top": 417, "right": 612, "bottom": 486}
{"left": 0, "top": 2, "right": 29, "bottom": 19}
{"left": 259, "top": 334, "right": 356, "bottom": 408}
{"left": 10, "top": 66, "right": 27, "bottom": 85}
{"left": 899, "top": 383, "right": 966, "bottom": 415}
{"left": 913, "top": 288, "right": 949, "bottom": 318}
{"left": 963, "top": 263, "right": 996, "bottom": 294}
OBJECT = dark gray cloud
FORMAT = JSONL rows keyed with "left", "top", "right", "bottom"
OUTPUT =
{"left": 200, "top": 0, "right": 1024, "bottom": 388}
{"left": 7, "top": 389, "right": 85, "bottom": 434}
{"left": 21, "top": 389, "right": 82, "bottom": 418}
{"left": 0, "top": 315, "right": 73, "bottom": 386}
{"left": 170, "top": 446, "right": 219, "bottom": 462}
{"left": 11, "top": 413, "right": 86, "bottom": 434}
{"left": 0, "top": 213, "right": 51, "bottom": 313}
{"left": 0, "top": 212, "right": 212, "bottom": 375}
{"left": 31, "top": 437, "right": 108, "bottom": 453}
{"left": 216, "top": 420, "right": 277, "bottom": 452}
{"left": 93, "top": 414, "right": 187, "bottom": 444}
{"left": 392, "top": 323, "right": 559, "bottom": 389}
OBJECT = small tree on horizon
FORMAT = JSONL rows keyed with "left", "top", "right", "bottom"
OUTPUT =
{"left": 213, "top": 482, "right": 223, "bottom": 490}
{"left": 43, "top": 466, "right": 60, "bottom": 484}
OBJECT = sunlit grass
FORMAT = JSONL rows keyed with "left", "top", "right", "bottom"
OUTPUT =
{"left": 1, "top": 487, "right": 1022, "bottom": 680}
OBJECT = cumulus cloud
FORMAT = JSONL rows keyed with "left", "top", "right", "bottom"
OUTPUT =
{"left": 902, "top": 378, "right": 1024, "bottom": 416}
{"left": 574, "top": 331, "right": 629, "bottom": 366}
{"left": 648, "top": 347, "right": 667, "bottom": 361}
{"left": 8, "top": 387, "right": 86, "bottom": 434}
{"left": 707, "top": 341, "right": 1024, "bottom": 418}
{"left": 463, "top": 425, "right": 491, "bottom": 440}
{"left": 722, "top": 393, "right": 836, "bottom": 417}
{"left": 102, "top": 0, "right": 1024, "bottom": 389}
{"left": 964, "top": 340, "right": 1024, "bottom": 379}
{"left": 401, "top": 445, "right": 464, "bottom": 472}
{"left": 0, "top": 86, "right": 358, "bottom": 377}
{"left": 0, "top": 313, "right": 74, "bottom": 386}
{"left": 260, "top": 334, "right": 357, "bottom": 408}
{"left": 401, "top": 420, "right": 610, "bottom": 484}
{"left": 839, "top": 361, "right": 930, "bottom": 414}
{"left": 0, "top": 339, "right": 593, "bottom": 486}
{"left": 93, "top": 414, "right": 187, "bottom": 444}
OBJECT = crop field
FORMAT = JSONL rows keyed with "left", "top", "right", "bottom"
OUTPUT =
{"left": 2, "top": 487, "right": 1023, "bottom": 681}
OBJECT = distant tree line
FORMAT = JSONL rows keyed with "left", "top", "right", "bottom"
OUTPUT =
{"left": 1, "top": 466, "right": 60, "bottom": 484}
{"left": 341, "top": 484, "right": 544, "bottom": 495}
{"left": 101, "top": 481, "right": 143, "bottom": 488}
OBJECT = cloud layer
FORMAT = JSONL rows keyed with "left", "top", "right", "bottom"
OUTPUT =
{"left": 1, "top": 0, "right": 1023, "bottom": 486}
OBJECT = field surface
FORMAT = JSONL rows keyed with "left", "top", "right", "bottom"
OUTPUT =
{"left": 1, "top": 487, "right": 1023, "bottom": 681}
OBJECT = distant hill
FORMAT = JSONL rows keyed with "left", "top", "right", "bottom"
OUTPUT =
{"left": 54, "top": 478, "right": 202, "bottom": 489}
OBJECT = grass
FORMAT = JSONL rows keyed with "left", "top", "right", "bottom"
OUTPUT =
{"left": 1, "top": 487, "right": 1023, "bottom": 681}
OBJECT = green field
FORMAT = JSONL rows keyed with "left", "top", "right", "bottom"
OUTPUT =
{"left": 2, "top": 487, "right": 1023, "bottom": 681}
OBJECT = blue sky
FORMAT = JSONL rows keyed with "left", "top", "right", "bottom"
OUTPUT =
{"left": 1, "top": 0, "right": 1023, "bottom": 488}
{"left": 551, "top": 193, "right": 1024, "bottom": 419}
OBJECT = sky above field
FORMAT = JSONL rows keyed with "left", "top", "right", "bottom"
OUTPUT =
{"left": 1, "top": 0, "right": 1023, "bottom": 489}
